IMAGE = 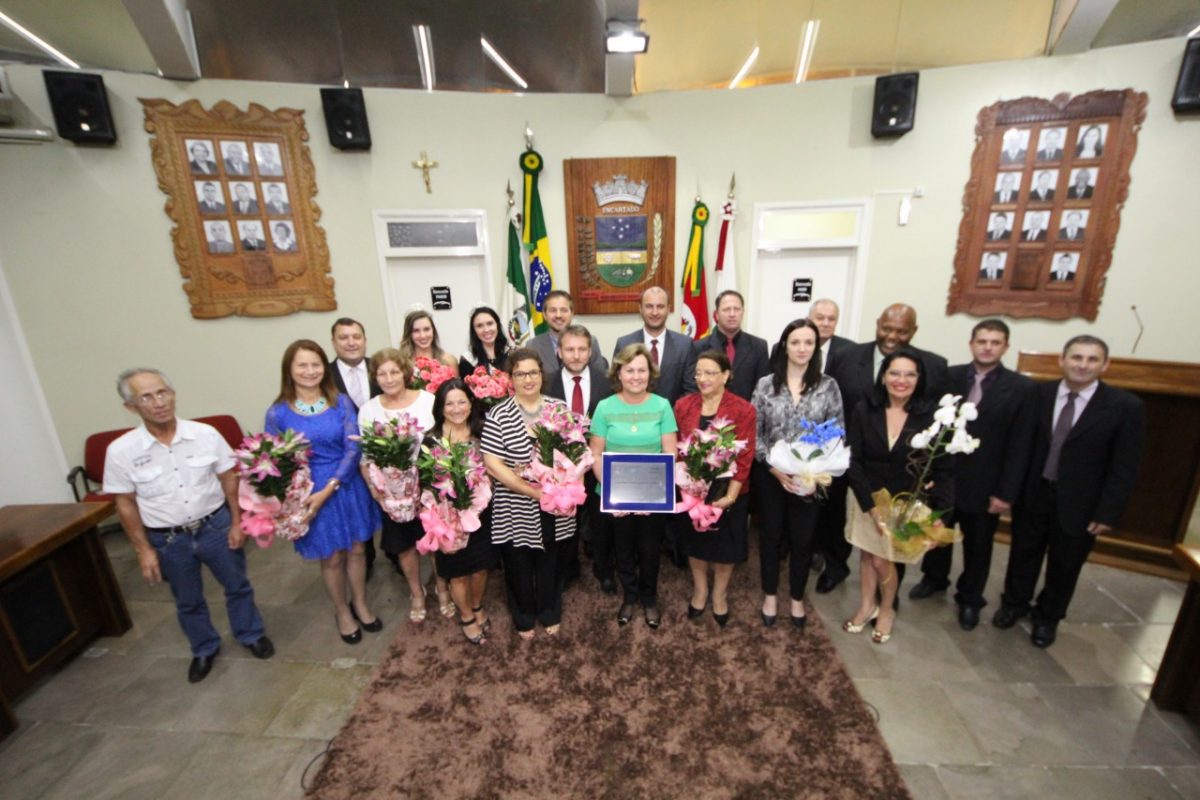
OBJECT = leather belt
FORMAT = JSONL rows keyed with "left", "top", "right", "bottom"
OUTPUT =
{"left": 146, "top": 502, "right": 228, "bottom": 535}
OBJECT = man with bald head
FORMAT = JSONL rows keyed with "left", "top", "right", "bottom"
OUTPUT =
{"left": 814, "top": 303, "right": 950, "bottom": 594}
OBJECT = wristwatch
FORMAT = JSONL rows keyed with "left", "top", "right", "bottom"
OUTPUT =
{"left": 327, "top": 479, "right": 341, "bottom": 493}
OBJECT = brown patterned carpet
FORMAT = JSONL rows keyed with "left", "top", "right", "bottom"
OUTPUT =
{"left": 308, "top": 546, "right": 910, "bottom": 800}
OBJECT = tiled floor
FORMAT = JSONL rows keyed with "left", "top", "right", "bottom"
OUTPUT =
{"left": 2, "top": 531, "right": 1197, "bottom": 799}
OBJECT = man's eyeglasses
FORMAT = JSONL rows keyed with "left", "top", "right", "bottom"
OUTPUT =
{"left": 133, "top": 389, "right": 174, "bottom": 406}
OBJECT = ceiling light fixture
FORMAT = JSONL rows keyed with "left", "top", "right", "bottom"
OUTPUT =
{"left": 413, "top": 24, "right": 435, "bottom": 92}
{"left": 481, "top": 37, "right": 528, "bottom": 89}
{"left": 0, "top": 10, "right": 80, "bottom": 69}
{"left": 794, "top": 20, "right": 821, "bottom": 83}
{"left": 728, "top": 46, "right": 760, "bottom": 89}
{"left": 605, "top": 20, "right": 649, "bottom": 54}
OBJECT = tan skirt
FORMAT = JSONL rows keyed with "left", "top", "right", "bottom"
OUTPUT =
{"left": 844, "top": 493, "right": 908, "bottom": 563}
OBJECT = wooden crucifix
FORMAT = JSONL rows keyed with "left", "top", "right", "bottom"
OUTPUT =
{"left": 412, "top": 151, "right": 438, "bottom": 193}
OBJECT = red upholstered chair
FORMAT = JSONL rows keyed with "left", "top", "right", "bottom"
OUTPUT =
{"left": 67, "top": 414, "right": 247, "bottom": 503}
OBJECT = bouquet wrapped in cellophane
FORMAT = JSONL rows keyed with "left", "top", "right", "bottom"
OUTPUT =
{"left": 414, "top": 437, "right": 493, "bottom": 554}
{"left": 410, "top": 356, "right": 457, "bottom": 393}
{"left": 675, "top": 417, "right": 747, "bottom": 532}
{"left": 464, "top": 366, "right": 514, "bottom": 408}
{"left": 525, "top": 403, "right": 594, "bottom": 516}
{"left": 356, "top": 413, "right": 423, "bottom": 523}
{"left": 766, "top": 418, "right": 850, "bottom": 498}
{"left": 235, "top": 430, "right": 313, "bottom": 547}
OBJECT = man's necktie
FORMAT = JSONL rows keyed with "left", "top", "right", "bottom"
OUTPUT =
{"left": 967, "top": 371, "right": 985, "bottom": 405}
{"left": 571, "top": 376, "right": 584, "bottom": 415}
{"left": 725, "top": 337, "right": 736, "bottom": 366}
{"left": 650, "top": 339, "right": 660, "bottom": 367}
{"left": 1042, "top": 392, "right": 1078, "bottom": 480}
{"left": 348, "top": 367, "right": 366, "bottom": 408}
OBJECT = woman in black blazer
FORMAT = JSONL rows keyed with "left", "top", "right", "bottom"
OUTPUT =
{"left": 843, "top": 349, "right": 953, "bottom": 643}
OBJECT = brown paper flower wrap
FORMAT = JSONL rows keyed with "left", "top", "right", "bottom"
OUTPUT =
{"left": 871, "top": 488, "right": 962, "bottom": 565}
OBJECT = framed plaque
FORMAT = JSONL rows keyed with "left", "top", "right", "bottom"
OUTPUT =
{"left": 142, "top": 98, "right": 336, "bottom": 318}
{"left": 563, "top": 157, "right": 676, "bottom": 315}
{"left": 947, "top": 89, "right": 1146, "bottom": 321}
{"left": 600, "top": 453, "right": 677, "bottom": 514}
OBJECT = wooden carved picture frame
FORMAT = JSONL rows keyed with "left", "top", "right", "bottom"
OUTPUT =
{"left": 563, "top": 157, "right": 676, "bottom": 315}
{"left": 947, "top": 90, "right": 1147, "bottom": 321}
{"left": 142, "top": 99, "right": 336, "bottom": 318}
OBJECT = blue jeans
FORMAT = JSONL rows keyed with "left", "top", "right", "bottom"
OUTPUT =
{"left": 146, "top": 505, "right": 265, "bottom": 657}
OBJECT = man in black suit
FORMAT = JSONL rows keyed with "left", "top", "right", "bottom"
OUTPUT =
{"left": 1030, "top": 171, "right": 1055, "bottom": 203}
{"left": 1022, "top": 211, "right": 1048, "bottom": 242}
{"left": 689, "top": 290, "right": 770, "bottom": 400}
{"left": 993, "top": 335, "right": 1144, "bottom": 648}
{"left": 809, "top": 298, "right": 854, "bottom": 375}
{"left": 978, "top": 252, "right": 1004, "bottom": 282}
{"left": 1068, "top": 169, "right": 1094, "bottom": 200}
{"left": 994, "top": 173, "right": 1018, "bottom": 204}
{"left": 612, "top": 286, "right": 696, "bottom": 405}
{"left": 224, "top": 143, "right": 252, "bottom": 176}
{"left": 239, "top": 224, "right": 267, "bottom": 252}
{"left": 328, "top": 317, "right": 382, "bottom": 576}
{"left": 528, "top": 290, "right": 607, "bottom": 375}
{"left": 264, "top": 184, "right": 290, "bottom": 216}
{"left": 1059, "top": 211, "right": 1086, "bottom": 241}
{"left": 815, "top": 303, "right": 950, "bottom": 594}
{"left": 544, "top": 325, "right": 614, "bottom": 593}
{"left": 198, "top": 182, "right": 225, "bottom": 214}
{"left": 986, "top": 213, "right": 1011, "bottom": 241}
{"left": 908, "top": 320, "right": 1034, "bottom": 629}
{"left": 232, "top": 184, "right": 259, "bottom": 215}
{"left": 1036, "top": 128, "right": 1064, "bottom": 162}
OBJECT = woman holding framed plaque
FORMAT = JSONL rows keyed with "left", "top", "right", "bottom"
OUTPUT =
{"left": 588, "top": 343, "right": 679, "bottom": 629}
{"left": 751, "top": 319, "right": 844, "bottom": 630}
{"left": 481, "top": 348, "right": 576, "bottom": 639}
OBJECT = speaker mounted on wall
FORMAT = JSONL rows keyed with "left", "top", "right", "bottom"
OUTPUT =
{"left": 320, "top": 87, "right": 371, "bottom": 151}
{"left": 1171, "top": 37, "right": 1200, "bottom": 113}
{"left": 43, "top": 70, "right": 117, "bottom": 145}
{"left": 871, "top": 72, "right": 919, "bottom": 138}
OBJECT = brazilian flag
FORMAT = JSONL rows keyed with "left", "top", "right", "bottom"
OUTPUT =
{"left": 520, "top": 149, "right": 553, "bottom": 335}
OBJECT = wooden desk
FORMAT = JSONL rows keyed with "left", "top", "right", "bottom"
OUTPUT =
{"left": 1151, "top": 544, "right": 1200, "bottom": 722}
{"left": 0, "top": 503, "right": 131, "bottom": 740}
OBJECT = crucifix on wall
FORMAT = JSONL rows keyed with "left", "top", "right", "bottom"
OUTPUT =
{"left": 413, "top": 151, "right": 438, "bottom": 193}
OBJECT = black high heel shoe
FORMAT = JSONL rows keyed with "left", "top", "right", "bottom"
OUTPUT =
{"left": 687, "top": 602, "right": 705, "bottom": 620}
{"left": 473, "top": 605, "right": 492, "bottom": 632}
{"left": 337, "top": 616, "right": 362, "bottom": 645}
{"left": 713, "top": 608, "right": 730, "bottom": 628}
{"left": 350, "top": 605, "right": 383, "bottom": 633}
{"left": 459, "top": 616, "right": 486, "bottom": 646}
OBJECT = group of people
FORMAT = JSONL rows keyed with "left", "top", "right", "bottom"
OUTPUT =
{"left": 104, "top": 285, "right": 1144, "bottom": 683}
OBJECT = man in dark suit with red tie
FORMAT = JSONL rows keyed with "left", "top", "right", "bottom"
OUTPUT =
{"left": 688, "top": 290, "right": 771, "bottom": 400}
{"left": 545, "top": 325, "right": 614, "bottom": 592}
{"left": 908, "top": 320, "right": 1034, "bottom": 629}
{"left": 993, "top": 335, "right": 1144, "bottom": 648}
{"left": 815, "top": 303, "right": 950, "bottom": 594}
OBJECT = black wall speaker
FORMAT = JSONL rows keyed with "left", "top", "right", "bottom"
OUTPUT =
{"left": 321, "top": 87, "right": 371, "bottom": 151}
{"left": 1172, "top": 37, "right": 1200, "bottom": 113}
{"left": 43, "top": 70, "right": 117, "bottom": 145}
{"left": 871, "top": 72, "right": 919, "bottom": 138}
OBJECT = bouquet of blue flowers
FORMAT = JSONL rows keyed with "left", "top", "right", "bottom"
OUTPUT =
{"left": 766, "top": 418, "right": 849, "bottom": 498}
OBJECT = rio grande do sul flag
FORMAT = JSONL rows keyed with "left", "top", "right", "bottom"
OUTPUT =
{"left": 679, "top": 200, "right": 710, "bottom": 340}
{"left": 520, "top": 149, "right": 553, "bottom": 335}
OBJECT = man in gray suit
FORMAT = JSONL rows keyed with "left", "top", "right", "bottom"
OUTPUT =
{"left": 613, "top": 286, "right": 696, "bottom": 405}
{"left": 527, "top": 290, "right": 607, "bottom": 375}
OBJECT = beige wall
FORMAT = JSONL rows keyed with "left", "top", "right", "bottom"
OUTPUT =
{"left": 1, "top": 37, "right": 1197, "bottom": 479}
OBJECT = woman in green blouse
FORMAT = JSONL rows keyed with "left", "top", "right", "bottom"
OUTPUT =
{"left": 588, "top": 343, "right": 678, "bottom": 629}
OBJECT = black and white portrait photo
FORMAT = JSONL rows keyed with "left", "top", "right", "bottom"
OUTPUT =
{"left": 221, "top": 141, "right": 253, "bottom": 176}
{"left": 1021, "top": 209, "right": 1049, "bottom": 242}
{"left": 986, "top": 211, "right": 1013, "bottom": 241}
{"left": 271, "top": 221, "right": 298, "bottom": 253}
{"left": 1068, "top": 167, "right": 1097, "bottom": 200}
{"left": 239, "top": 221, "right": 267, "bottom": 251}
{"left": 1049, "top": 252, "right": 1079, "bottom": 282}
{"left": 205, "top": 221, "right": 235, "bottom": 254}
{"left": 979, "top": 251, "right": 1006, "bottom": 282}
{"left": 993, "top": 171, "right": 1022, "bottom": 204}
{"left": 194, "top": 180, "right": 226, "bottom": 214}
{"left": 263, "top": 183, "right": 291, "bottom": 215}
{"left": 998, "top": 127, "right": 1029, "bottom": 164}
{"left": 1075, "top": 123, "right": 1107, "bottom": 159}
{"left": 230, "top": 182, "right": 259, "bottom": 215}
{"left": 186, "top": 139, "right": 218, "bottom": 175}
{"left": 1028, "top": 169, "right": 1058, "bottom": 203}
{"left": 254, "top": 142, "right": 284, "bottom": 176}
{"left": 1036, "top": 127, "right": 1067, "bottom": 161}
{"left": 1058, "top": 209, "right": 1089, "bottom": 241}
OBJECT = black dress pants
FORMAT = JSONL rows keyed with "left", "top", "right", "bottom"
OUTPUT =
{"left": 1001, "top": 479, "right": 1096, "bottom": 623}
{"left": 612, "top": 513, "right": 665, "bottom": 606}
{"left": 501, "top": 512, "right": 571, "bottom": 632}
{"left": 920, "top": 510, "right": 999, "bottom": 609}
{"left": 814, "top": 475, "right": 852, "bottom": 581}
{"left": 757, "top": 467, "right": 821, "bottom": 600}
{"left": 585, "top": 492, "right": 615, "bottom": 582}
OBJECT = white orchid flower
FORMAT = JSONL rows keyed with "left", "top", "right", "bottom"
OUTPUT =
{"left": 957, "top": 403, "right": 979, "bottom": 422}
{"left": 938, "top": 393, "right": 961, "bottom": 407}
{"left": 934, "top": 405, "right": 957, "bottom": 426}
{"left": 946, "top": 428, "right": 981, "bottom": 454}
{"left": 910, "top": 429, "right": 933, "bottom": 449}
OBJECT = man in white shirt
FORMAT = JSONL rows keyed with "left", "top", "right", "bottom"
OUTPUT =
{"left": 1059, "top": 211, "right": 1085, "bottom": 242}
{"left": 613, "top": 286, "right": 696, "bottom": 404}
{"left": 104, "top": 368, "right": 272, "bottom": 683}
{"left": 809, "top": 297, "right": 854, "bottom": 375}
{"left": 1050, "top": 254, "right": 1076, "bottom": 282}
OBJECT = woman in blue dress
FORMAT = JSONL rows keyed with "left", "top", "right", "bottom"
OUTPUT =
{"left": 266, "top": 339, "right": 381, "bottom": 644}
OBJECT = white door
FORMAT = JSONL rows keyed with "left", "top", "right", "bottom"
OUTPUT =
{"left": 373, "top": 210, "right": 494, "bottom": 357}
{"left": 751, "top": 247, "right": 855, "bottom": 344}
{"left": 749, "top": 200, "right": 872, "bottom": 345}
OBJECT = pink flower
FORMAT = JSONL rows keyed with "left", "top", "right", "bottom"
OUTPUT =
{"left": 249, "top": 454, "right": 281, "bottom": 481}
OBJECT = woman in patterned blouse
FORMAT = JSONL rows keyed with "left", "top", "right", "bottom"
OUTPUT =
{"left": 751, "top": 319, "right": 844, "bottom": 629}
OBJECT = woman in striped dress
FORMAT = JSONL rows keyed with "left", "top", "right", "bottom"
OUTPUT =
{"left": 481, "top": 348, "right": 576, "bottom": 639}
